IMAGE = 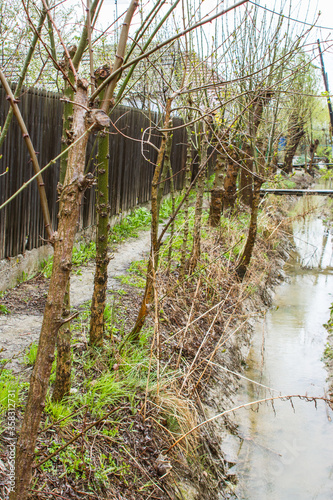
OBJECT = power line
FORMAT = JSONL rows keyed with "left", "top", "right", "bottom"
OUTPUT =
{"left": 248, "top": 0, "right": 333, "bottom": 31}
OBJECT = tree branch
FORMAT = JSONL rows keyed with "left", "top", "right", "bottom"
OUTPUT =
{"left": 0, "top": 69, "right": 53, "bottom": 239}
{"left": 90, "top": 0, "right": 249, "bottom": 103}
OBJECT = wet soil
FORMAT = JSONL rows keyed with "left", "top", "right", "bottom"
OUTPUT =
{"left": 0, "top": 275, "right": 49, "bottom": 315}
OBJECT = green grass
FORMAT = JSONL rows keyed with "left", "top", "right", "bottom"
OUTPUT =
{"left": 323, "top": 342, "right": 333, "bottom": 360}
{"left": 41, "top": 241, "right": 97, "bottom": 279}
{"left": 72, "top": 241, "right": 96, "bottom": 267}
{"left": 320, "top": 167, "right": 333, "bottom": 182}
{"left": 45, "top": 397, "right": 74, "bottom": 427}
{"left": 23, "top": 342, "right": 39, "bottom": 366}
{"left": 23, "top": 342, "right": 57, "bottom": 383}
{"left": 108, "top": 197, "right": 180, "bottom": 246}
{"left": 0, "top": 304, "right": 10, "bottom": 315}
{"left": 109, "top": 206, "right": 152, "bottom": 244}
{"left": 324, "top": 304, "right": 333, "bottom": 333}
{"left": 118, "top": 259, "right": 147, "bottom": 289}
{"left": 39, "top": 197, "right": 177, "bottom": 281}
{"left": 0, "top": 369, "right": 28, "bottom": 414}
{"left": 262, "top": 173, "right": 296, "bottom": 190}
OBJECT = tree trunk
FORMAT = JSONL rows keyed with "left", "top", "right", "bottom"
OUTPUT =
{"left": 52, "top": 280, "right": 71, "bottom": 401}
{"left": 157, "top": 120, "right": 173, "bottom": 209}
{"left": 240, "top": 91, "right": 273, "bottom": 206}
{"left": 89, "top": 0, "right": 138, "bottom": 344}
{"left": 179, "top": 129, "right": 193, "bottom": 278}
{"left": 223, "top": 151, "right": 239, "bottom": 211}
{"left": 189, "top": 131, "right": 207, "bottom": 273}
{"left": 235, "top": 175, "right": 264, "bottom": 280}
{"left": 239, "top": 143, "right": 253, "bottom": 206}
{"left": 167, "top": 158, "right": 175, "bottom": 273}
{"left": 209, "top": 152, "right": 224, "bottom": 227}
{"left": 284, "top": 116, "right": 305, "bottom": 174}
{"left": 89, "top": 130, "right": 111, "bottom": 347}
{"left": 308, "top": 138, "right": 319, "bottom": 175}
{"left": 159, "top": 127, "right": 175, "bottom": 273}
{"left": 11, "top": 80, "right": 91, "bottom": 500}
{"left": 52, "top": 55, "right": 78, "bottom": 400}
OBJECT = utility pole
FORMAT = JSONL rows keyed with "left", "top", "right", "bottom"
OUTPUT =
{"left": 317, "top": 39, "right": 333, "bottom": 156}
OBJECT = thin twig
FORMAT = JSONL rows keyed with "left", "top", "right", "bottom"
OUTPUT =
{"left": 41, "top": 0, "right": 78, "bottom": 81}
{"left": 86, "top": 0, "right": 95, "bottom": 90}
{"left": 176, "top": 278, "right": 201, "bottom": 369}
{"left": 21, "top": 0, "right": 76, "bottom": 91}
{"left": 39, "top": 405, "right": 89, "bottom": 434}
{"left": 90, "top": 0, "right": 249, "bottom": 103}
{"left": 167, "top": 394, "right": 332, "bottom": 452}
{"left": 207, "top": 360, "right": 280, "bottom": 393}
{"left": 121, "top": 446, "right": 164, "bottom": 493}
{"left": 0, "top": 123, "right": 95, "bottom": 212}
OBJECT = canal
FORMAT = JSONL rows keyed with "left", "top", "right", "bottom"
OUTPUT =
{"left": 222, "top": 195, "right": 333, "bottom": 499}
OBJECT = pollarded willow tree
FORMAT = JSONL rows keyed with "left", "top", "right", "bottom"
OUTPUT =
{"left": 127, "top": 0, "right": 235, "bottom": 337}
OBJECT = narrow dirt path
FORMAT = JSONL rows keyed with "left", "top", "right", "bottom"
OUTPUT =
{"left": 0, "top": 231, "right": 150, "bottom": 370}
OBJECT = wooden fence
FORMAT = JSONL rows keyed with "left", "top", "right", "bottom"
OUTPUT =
{"left": 0, "top": 86, "right": 187, "bottom": 259}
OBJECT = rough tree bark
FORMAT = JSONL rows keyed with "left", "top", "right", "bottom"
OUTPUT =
{"left": 52, "top": 46, "right": 79, "bottom": 401}
{"left": 308, "top": 138, "right": 319, "bottom": 175}
{"left": 189, "top": 128, "right": 208, "bottom": 273}
{"left": 179, "top": 125, "right": 194, "bottom": 278}
{"left": 89, "top": 129, "right": 111, "bottom": 346}
{"left": 240, "top": 91, "right": 273, "bottom": 206}
{"left": 235, "top": 92, "right": 273, "bottom": 280}
{"left": 284, "top": 114, "right": 305, "bottom": 174}
{"left": 157, "top": 120, "right": 173, "bottom": 209}
{"left": 10, "top": 79, "right": 93, "bottom": 500}
{"left": 223, "top": 149, "right": 239, "bottom": 211}
{"left": 52, "top": 281, "right": 71, "bottom": 402}
{"left": 235, "top": 175, "right": 264, "bottom": 280}
{"left": 165, "top": 131, "right": 176, "bottom": 273}
{"left": 89, "top": 80, "right": 111, "bottom": 346}
{"left": 209, "top": 149, "right": 225, "bottom": 227}
{"left": 239, "top": 142, "right": 253, "bottom": 207}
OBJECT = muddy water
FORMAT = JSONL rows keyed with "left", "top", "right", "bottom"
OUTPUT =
{"left": 223, "top": 196, "right": 333, "bottom": 499}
